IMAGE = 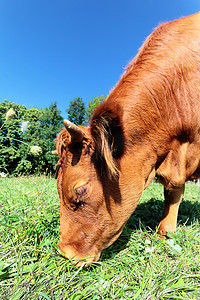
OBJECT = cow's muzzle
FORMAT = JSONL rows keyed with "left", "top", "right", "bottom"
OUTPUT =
{"left": 58, "top": 240, "right": 101, "bottom": 267}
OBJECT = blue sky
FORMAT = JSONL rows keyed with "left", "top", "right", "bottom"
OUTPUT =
{"left": 0, "top": 0, "right": 199, "bottom": 118}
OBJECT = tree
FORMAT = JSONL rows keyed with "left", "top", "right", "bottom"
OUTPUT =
{"left": 0, "top": 100, "right": 63, "bottom": 175}
{"left": 85, "top": 95, "right": 106, "bottom": 124}
{"left": 40, "top": 102, "right": 63, "bottom": 173}
{"left": 67, "top": 97, "right": 86, "bottom": 125}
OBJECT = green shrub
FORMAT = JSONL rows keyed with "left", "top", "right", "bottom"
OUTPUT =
{"left": 0, "top": 100, "right": 63, "bottom": 176}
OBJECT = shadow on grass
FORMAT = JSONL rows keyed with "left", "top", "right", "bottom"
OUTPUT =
{"left": 101, "top": 197, "right": 200, "bottom": 261}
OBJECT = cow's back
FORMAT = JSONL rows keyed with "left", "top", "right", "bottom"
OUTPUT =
{"left": 93, "top": 12, "right": 200, "bottom": 185}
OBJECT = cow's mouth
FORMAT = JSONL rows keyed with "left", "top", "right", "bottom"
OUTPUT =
{"left": 57, "top": 243, "right": 101, "bottom": 267}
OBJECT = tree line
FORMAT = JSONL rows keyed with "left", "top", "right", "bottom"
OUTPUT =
{"left": 67, "top": 95, "right": 105, "bottom": 125}
{"left": 0, "top": 96, "right": 105, "bottom": 176}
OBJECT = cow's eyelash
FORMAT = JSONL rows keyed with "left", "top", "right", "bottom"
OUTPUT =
{"left": 75, "top": 184, "right": 90, "bottom": 199}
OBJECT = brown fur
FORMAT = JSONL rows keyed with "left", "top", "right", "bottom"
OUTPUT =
{"left": 56, "top": 12, "right": 200, "bottom": 265}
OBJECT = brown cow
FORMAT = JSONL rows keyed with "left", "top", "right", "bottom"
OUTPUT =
{"left": 55, "top": 12, "right": 200, "bottom": 265}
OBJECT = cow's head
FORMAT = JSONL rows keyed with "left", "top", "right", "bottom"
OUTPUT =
{"left": 54, "top": 104, "right": 155, "bottom": 265}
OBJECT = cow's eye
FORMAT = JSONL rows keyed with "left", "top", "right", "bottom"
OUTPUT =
{"left": 74, "top": 183, "right": 91, "bottom": 200}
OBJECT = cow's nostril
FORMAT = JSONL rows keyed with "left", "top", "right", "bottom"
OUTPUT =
{"left": 58, "top": 240, "right": 100, "bottom": 266}
{"left": 58, "top": 242, "right": 77, "bottom": 259}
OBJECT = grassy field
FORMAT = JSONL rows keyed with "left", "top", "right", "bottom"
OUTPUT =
{"left": 0, "top": 176, "right": 199, "bottom": 300}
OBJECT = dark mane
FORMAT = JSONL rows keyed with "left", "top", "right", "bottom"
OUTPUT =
{"left": 90, "top": 102, "right": 124, "bottom": 180}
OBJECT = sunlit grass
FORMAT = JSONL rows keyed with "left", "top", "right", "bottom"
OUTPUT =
{"left": 0, "top": 177, "right": 199, "bottom": 299}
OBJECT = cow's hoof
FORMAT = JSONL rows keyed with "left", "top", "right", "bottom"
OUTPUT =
{"left": 157, "top": 228, "right": 168, "bottom": 240}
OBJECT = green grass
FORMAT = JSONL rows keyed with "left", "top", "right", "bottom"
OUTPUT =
{"left": 0, "top": 177, "right": 199, "bottom": 300}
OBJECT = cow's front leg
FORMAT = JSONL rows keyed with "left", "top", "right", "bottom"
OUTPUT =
{"left": 157, "top": 184, "right": 185, "bottom": 237}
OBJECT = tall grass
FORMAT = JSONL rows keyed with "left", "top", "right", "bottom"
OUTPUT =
{"left": 0, "top": 177, "right": 199, "bottom": 299}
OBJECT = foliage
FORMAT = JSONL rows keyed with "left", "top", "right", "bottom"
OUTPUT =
{"left": 67, "top": 97, "right": 86, "bottom": 125}
{"left": 0, "top": 100, "right": 63, "bottom": 175}
{"left": 0, "top": 178, "right": 199, "bottom": 299}
{"left": 66, "top": 95, "right": 106, "bottom": 126}
{"left": 0, "top": 95, "right": 106, "bottom": 176}
{"left": 85, "top": 95, "right": 106, "bottom": 124}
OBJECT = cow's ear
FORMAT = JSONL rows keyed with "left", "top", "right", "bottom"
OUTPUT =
{"left": 56, "top": 129, "right": 71, "bottom": 158}
{"left": 90, "top": 104, "right": 124, "bottom": 180}
{"left": 55, "top": 121, "right": 85, "bottom": 159}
